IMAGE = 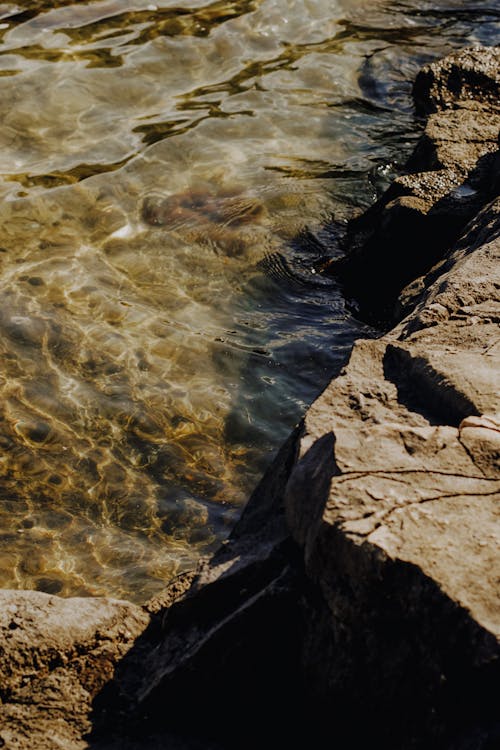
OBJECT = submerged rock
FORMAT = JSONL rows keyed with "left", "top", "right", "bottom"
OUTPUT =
{"left": 142, "top": 189, "right": 267, "bottom": 229}
{"left": 141, "top": 188, "right": 268, "bottom": 257}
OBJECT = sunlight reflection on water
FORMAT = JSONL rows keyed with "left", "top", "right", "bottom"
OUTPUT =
{"left": 0, "top": 0, "right": 496, "bottom": 600}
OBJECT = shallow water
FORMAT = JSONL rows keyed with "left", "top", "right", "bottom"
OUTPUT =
{"left": 0, "top": 0, "right": 496, "bottom": 601}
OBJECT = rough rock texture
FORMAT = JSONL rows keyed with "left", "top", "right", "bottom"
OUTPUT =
{"left": 0, "top": 46, "right": 499, "bottom": 750}
{"left": 285, "top": 200, "right": 500, "bottom": 748}
{"left": 412, "top": 46, "right": 500, "bottom": 115}
{"left": 0, "top": 591, "right": 149, "bottom": 749}
{"left": 334, "top": 45, "right": 500, "bottom": 323}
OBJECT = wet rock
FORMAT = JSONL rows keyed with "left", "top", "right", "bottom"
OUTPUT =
{"left": 331, "top": 44, "right": 500, "bottom": 323}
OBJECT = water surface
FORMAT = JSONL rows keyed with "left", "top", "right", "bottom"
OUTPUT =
{"left": 0, "top": 0, "right": 496, "bottom": 601}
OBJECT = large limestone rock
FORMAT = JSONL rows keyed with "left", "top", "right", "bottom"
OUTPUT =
{"left": 285, "top": 196, "right": 500, "bottom": 747}
{"left": 281, "top": 58, "right": 500, "bottom": 748}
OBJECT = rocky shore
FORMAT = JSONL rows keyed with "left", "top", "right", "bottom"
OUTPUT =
{"left": 1, "top": 46, "right": 499, "bottom": 750}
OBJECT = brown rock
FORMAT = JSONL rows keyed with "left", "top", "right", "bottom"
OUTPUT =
{"left": 332, "top": 45, "right": 500, "bottom": 323}
{"left": 0, "top": 590, "right": 149, "bottom": 749}
{"left": 413, "top": 46, "right": 500, "bottom": 115}
{"left": 284, "top": 189, "right": 500, "bottom": 747}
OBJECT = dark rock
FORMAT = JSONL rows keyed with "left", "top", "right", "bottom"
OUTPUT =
{"left": 330, "top": 44, "right": 500, "bottom": 325}
{"left": 413, "top": 46, "right": 500, "bottom": 116}
{"left": 87, "top": 426, "right": 309, "bottom": 748}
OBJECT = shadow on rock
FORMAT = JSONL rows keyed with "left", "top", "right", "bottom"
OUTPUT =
{"left": 326, "top": 47, "right": 500, "bottom": 326}
{"left": 83, "top": 428, "right": 332, "bottom": 749}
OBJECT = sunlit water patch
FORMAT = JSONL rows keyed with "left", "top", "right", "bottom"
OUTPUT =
{"left": 0, "top": 0, "right": 496, "bottom": 601}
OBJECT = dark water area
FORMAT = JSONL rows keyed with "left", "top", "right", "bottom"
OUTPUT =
{"left": 0, "top": 0, "right": 497, "bottom": 601}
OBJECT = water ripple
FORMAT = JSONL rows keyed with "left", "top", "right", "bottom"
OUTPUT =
{"left": 0, "top": 0, "right": 493, "bottom": 600}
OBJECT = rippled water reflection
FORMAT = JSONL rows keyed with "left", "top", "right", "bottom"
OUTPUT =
{"left": 0, "top": 0, "right": 496, "bottom": 601}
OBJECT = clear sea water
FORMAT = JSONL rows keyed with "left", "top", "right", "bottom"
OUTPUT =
{"left": 0, "top": 0, "right": 496, "bottom": 601}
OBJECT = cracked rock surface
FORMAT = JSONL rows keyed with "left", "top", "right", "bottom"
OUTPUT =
{"left": 285, "top": 199, "right": 500, "bottom": 749}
